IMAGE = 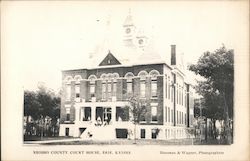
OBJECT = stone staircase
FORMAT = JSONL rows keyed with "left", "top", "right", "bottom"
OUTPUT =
{"left": 80, "top": 125, "right": 116, "bottom": 140}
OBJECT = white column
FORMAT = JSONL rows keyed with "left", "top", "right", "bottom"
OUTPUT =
{"left": 75, "top": 105, "right": 80, "bottom": 123}
{"left": 111, "top": 105, "right": 116, "bottom": 124}
{"left": 91, "top": 106, "right": 96, "bottom": 122}
{"left": 80, "top": 107, "right": 84, "bottom": 121}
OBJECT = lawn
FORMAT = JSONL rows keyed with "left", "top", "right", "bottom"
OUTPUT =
{"left": 42, "top": 138, "right": 204, "bottom": 145}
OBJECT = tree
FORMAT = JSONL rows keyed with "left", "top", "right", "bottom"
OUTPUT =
{"left": 24, "top": 84, "right": 61, "bottom": 138}
{"left": 189, "top": 45, "right": 234, "bottom": 144}
{"left": 125, "top": 96, "right": 148, "bottom": 144}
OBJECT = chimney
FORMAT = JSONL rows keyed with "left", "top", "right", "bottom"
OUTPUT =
{"left": 171, "top": 45, "right": 176, "bottom": 65}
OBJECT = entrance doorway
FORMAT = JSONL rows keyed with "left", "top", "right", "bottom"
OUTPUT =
{"left": 96, "top": 107, "right": 112, "bottom": 125}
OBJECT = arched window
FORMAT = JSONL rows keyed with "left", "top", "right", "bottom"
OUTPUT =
{"left": 74, "top": 75, "right": 82, "bottom": 84}
{"left": 138, "top": 70, "right": 148, "bottom": 80}
{"left": 138, "top": 71, "right": 148, "bottom": 98}
{"left": 64, "top": 76, "right": 73, "bottom": 84}
{"left": 149, "top": 70, "right": 160, "bottom": 98}
{"left": 88, "top": 75, "right": 97, "bottom": 98}
{"left": 149, "top": 70, "right": 160, "bottom": 80}
{"left": 125, "top": 72, "right": 134, "bottom": 94}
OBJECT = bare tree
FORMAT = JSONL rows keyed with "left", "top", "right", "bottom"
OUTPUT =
{"left": 125, "top": 96, "right": 148, "bottom": 144}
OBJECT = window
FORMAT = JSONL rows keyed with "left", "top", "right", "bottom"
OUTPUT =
{"left": 102, "top": 82, "right": 106, "bottom": 100}
{"left": 168, "top": 107, "right": 170, "bottom": 122}
{"left": 165, "top": 77, "right": 168, "bottom": 98}
{"left": 165, "top": 106, "right": 168, "bottom": 122}
{"left": 182, "top": 112, "right": 184, "bottom": 124}
{"left": 66, "top": 85, "right": 71, "bottom": 100}
{"left": 90, "top": 82, "right": 95, "bottom": 97}
{"left": 151, "top": 129, "right": 157, "bottom": 139}
{"left": 66, "top": 108, "right": 70, "bottom": 121}
{"left": 168, "top": 76, "right": 170, "bottom": 100}
{"left": 176, "top": 111, "right": 178, "bottom": 124}
{"left": 82, "top": 107, "right": 91, "bottom": 121}
{"left": 140, "top": 81, "right": 146, "bottom": 98}
{"left": 141, "top": 129, "right": 146, "bottom": 139}
{"left": 127, "top": 81, "right": 132, "bottom": 94}
{"left": 75, "top": 84, "right": 80, "bottom": 98}
{"left": 151, "top": 106, "right": 157, "bottom": 122}
{"left": 107, "top": 82, "right": 112, "bottom": 100}
{"left": 176, "top": 84, "right": 179, "bottom": 104}
{"left": 113, "top": 82, "right": 117, "bottom": 97}
{"left": 116, "top": 107, "right": 129, "bottom": 121}
{"left": 171, "top": 81, "right": 174, "bottom": 102}
{"left": 184, "top": 114, "right": 187, "bottom": 125}
{"left": 171, "top": 109, "right": 174, "bottom": 123}
{"left": 65, "top": 128, "right": 69, "bottom": 136}
{"left": 151, "top": 80, "right": 157, "bottom": 97}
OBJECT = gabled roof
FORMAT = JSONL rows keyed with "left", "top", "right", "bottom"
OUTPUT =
{"left": 99, "top": 52, "right": 121, "bottom": 66}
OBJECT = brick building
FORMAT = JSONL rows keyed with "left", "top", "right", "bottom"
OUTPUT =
{"left": 59, "top": 13, "right": 195, "bottom": 140}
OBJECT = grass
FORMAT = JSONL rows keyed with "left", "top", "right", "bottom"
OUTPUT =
{"left": 24, "top": 135, "right": 74, "bottom": 141}
{"left": 42, "top": 138, "right": 206, "bottom": 145}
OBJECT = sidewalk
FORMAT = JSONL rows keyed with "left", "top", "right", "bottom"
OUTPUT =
{"left": 24, "top": 137, "right": 82, "bottom": 144}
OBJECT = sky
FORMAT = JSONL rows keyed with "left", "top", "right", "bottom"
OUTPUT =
{"left": 2, "top": 1, "right": 248, "bottom": 92}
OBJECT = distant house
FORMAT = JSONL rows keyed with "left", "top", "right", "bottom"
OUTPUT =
{"left": 59, "top": 12, "right": 195, "bottom": 140}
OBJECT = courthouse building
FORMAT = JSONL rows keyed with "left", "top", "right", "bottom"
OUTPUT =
{"left": 59, "top": 13, "right": 195, "bottom": 140}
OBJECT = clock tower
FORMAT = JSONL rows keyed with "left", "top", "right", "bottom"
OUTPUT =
{"left": 123, "top": 10, "right": 136, "bottom": 47}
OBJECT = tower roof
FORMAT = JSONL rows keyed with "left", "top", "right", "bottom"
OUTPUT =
{"left": 123, "top": 10, "right": 134, "bottom": 26}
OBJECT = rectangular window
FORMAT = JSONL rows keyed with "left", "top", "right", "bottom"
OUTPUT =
{"left": 66, "top": 85, "right": 71, "bottom": 100}
{"left": 102, "top": 83, "right": 106, "bottom": 100}
{"left": 65, "top": 128, "right": 69, "bottom": 136}
{"left": 168, "top": 77, "right": 170, "bottom": 100}
{"left": 165, "top": 77, "right": 168, "bottom": 98}
{"left": 82, "top": 107, "right": 91, "bottom": 121}
{"left": 176, "top": 84, "right": 179, "bottom": 104}
{"left": 151, "top": 80, "right": 157, "bottom": 97}
{"left": 140, "top": 81, "right": 146, "bottom": 98}
{"left": 171, "top": 109, "right": 174, "bottom": 123}
{"left": 116, "top": 107, "right": 129, "bottom": 121}
{"left": 182, "top": 112, "right": 184, "bottom": 124}
{"left": 176, "top": 111, "right": 179, "bottom": 124}
{"left": 66, "top": 108, "right": 70, "bottom": 121}
{"left": 107, "top": 83, "right": 112, "bottom": 100}
{"left": 127, "top": 82, "right": 132, "bottom": 94}
{"left": 90, "top": 83, "right": 95, "bottom": 97}
{"left": 151, "top": 129, "right": 157, "bottom": 139}
{"left": 66, "top": 114, "right": 70, "bottom": 121}
{"left": 184, "top": 114, "right": 187, "bottom": 125}
{"left": 75, "top": 85, "right": 80, "bottom": 98}
{"left": 171, "top": 81, "right": 174, "bottom": 102}
{"left": 168, "top": 107, "right": 170, "bottom": 122}
{"left": 151, "top": 106, "right": 157, "bottom": 122}
{"left": 113, "top": 82, "right": 117, "bottom": 96}
{"left": 141, "top": 129, "right": 146, "bottom": 139}
{"left": 165, "top": 106, "right": 168, "bottom": 122}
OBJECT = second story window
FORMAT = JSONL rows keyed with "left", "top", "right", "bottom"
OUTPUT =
{"left": 151, "top": 79, "right": 157, "bottom": 97}
{"left": 113, "top": 82, "right": 117, "bottom": 97}
{"left": 107, "top": 82, "right": 112, "bottom": 100}
{"left": 66, "top": 85, "right": 71, "bottom": 101}
{"left": 75, "top": 84, "right": 80, "bottom": 98}
{"left": 151, "top": 106, "right": 157, "bottom": 122}
{"left": 127, "top": 79, "right": 133, "bottom": 94}
{"left": 140, "top": 81, "right": 146, "bottom": 98}
{"left": 90, "top": 82, "right": 95, "bottom": 97}
{"left": 66, "top": 108, "right": 70, "bottom": 121}
{"left": 102, "top": 82, "right": 106, "bottom": 100}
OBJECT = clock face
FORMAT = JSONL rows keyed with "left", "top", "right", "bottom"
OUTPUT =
{"left": 126, "top": 28, "right": 131, "bottom": 34}
{"left": 138, "top": 39, "right": 144, "bottom": 45}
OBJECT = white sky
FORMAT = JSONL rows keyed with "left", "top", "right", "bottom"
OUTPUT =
{"left": 1, "top": 1, "right": 248, "bottom": 92}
